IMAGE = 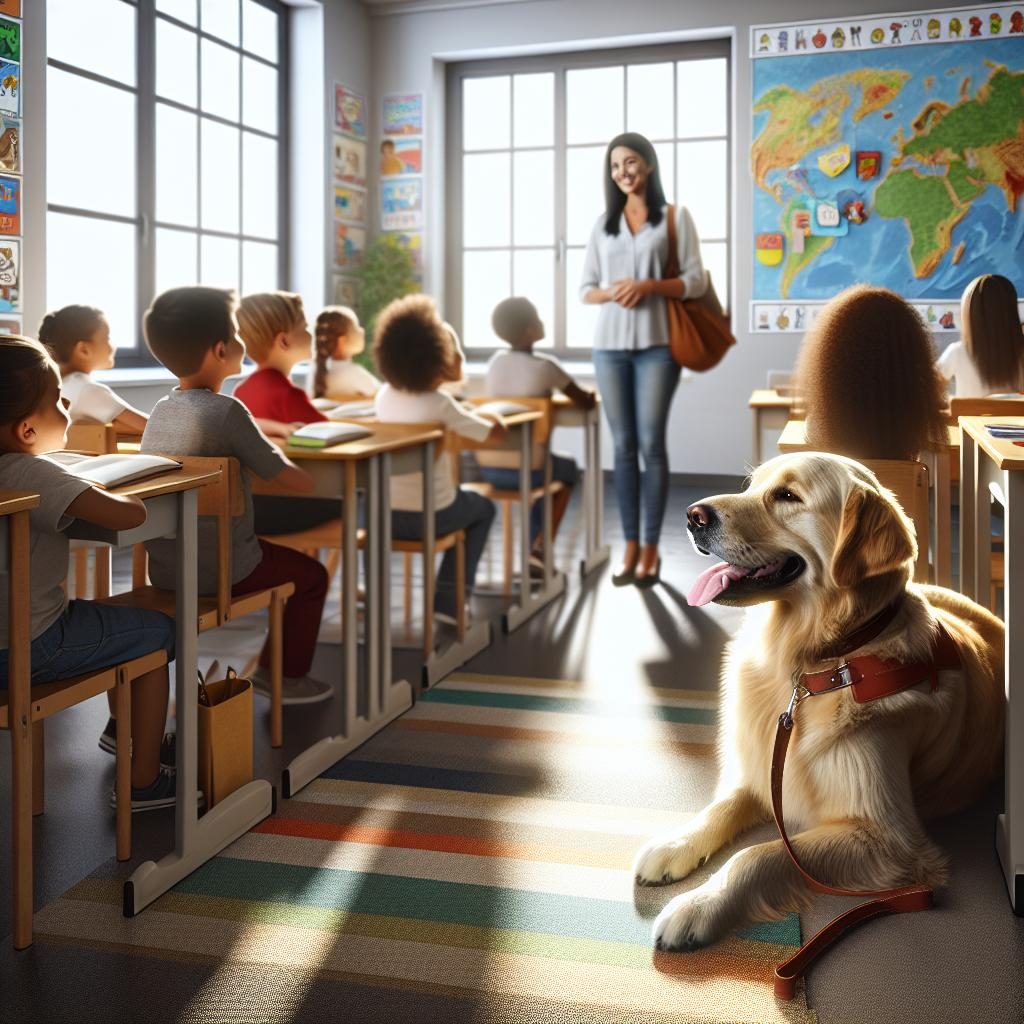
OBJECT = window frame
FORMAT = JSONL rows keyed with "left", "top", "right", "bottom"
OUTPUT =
{"left": 446, "top": 39, "right": 731, "bottom": 359}
{"left": 45, "top": 0, "right": 290, "bottom": 366}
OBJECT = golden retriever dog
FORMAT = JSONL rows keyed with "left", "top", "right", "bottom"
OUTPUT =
{"left": 634, "top": 452, "right": 1004, "bottom": 951}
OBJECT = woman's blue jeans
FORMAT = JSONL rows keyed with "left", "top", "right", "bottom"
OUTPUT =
{"left": 593, "top": 345, "right": 681, "bottom": 545}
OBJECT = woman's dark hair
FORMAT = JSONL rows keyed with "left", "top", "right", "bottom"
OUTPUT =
{"left": 0, "top": 335, "right": 58, "bottom": 427}
{"left": 960, "top": 274, "right": 1024, "bottom": 392}
{"left": 797, "top": 285, "right": 948, "bottom": 461}
{"left": 37, "top": 304, "right": 105, "bottom": 364}
{"left": 602, "top": 132, "right": 667, "bottom": 236}
{"left": 373, "top": 294, "right": 457, "bottom": 392}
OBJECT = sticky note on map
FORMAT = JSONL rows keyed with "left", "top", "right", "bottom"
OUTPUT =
{"left": 807, "top": 199, "right": 848, "bottom": 237}
{"left": 756, "top": 233, "right": 785, "bottom": 266}
{"left": 817, "top": 144, "right": 850, "bottom": 178}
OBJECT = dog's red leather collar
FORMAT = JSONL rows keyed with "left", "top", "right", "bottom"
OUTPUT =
{"left": 799, "top": 621, "right": 961, "bottom": 704}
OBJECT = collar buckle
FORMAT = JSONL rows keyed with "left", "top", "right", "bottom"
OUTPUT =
{"left": 830, "top": 662, "right": 857, "bottom": 691}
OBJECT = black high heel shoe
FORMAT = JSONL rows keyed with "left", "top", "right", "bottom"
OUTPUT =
{"left": 611, "top": 558, "right": 638, "bottom": 587}
{"left": 634, "top": 556, "right": 662, "bottom": 589}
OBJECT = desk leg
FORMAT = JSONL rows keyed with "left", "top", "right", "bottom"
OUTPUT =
{"left": 580, "top": 406, "right": 610, "bottom": 577}
{"left": 960, "top": 432, "right": 977, "bottom": 600}
{"left": 752, "top": 409, "right": 762, "bottom": 467}
{"left": 422, "top": 441, "right": 435, "bottom": 662}
{"left": 125, "top": 488, "right": 274, "bottom": 917}
{"left": 996, "top": 470, "right": 1024, "bottom": 914}
{"left": 10, "top": 511, "right": 32, "bottom": 949}
{"left": 343, "top": 461, "right": 359, "bottom": 733}
{"left": 365, "top": 455, "right": 381, "bottom": 722}
{"left": 934, "top": 449, "right": 952, "bottom": 588}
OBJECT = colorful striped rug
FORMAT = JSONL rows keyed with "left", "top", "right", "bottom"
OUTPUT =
{"left": 34, "top": 673, "right": 815, "bottom": 1023}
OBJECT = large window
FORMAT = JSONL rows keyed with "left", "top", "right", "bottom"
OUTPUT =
{"left": 447, "top": 42, "right": 730, "bottom": 355}
{"left": 46, "top": 0, "right": 287, "bottom": 363}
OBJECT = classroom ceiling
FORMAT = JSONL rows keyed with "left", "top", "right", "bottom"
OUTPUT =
{"left": 360, "top": 0, "right": 543, "bottom": 12}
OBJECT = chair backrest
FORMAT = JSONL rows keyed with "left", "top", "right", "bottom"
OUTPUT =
{"left": 860, "top": 458, "right": 930, "bottom": 583}
{"left": 948, "top": 395, "right": 1024, "bottom": 423}
{"left": 66, "top": 422, "right": 117, "bottom": 454}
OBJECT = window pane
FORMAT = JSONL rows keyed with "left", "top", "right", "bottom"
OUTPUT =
{"left": 463, "top": 251, "right": 510, "bottom": 348}
{"left": 243, "top": 0, "right": 278, "bottom": 62}
{"left": 157, "top": 0, "right": 197, "bottom": 26}
{"left": 566, "top": 246, "right": 600, "bottom": 348}
{"left": 48, "top": 0, "right": 136, "bottom": 86}
{"left": 513, "top": 73, "right": 553, "bottom": 148}
{"left": 463, "top": 76, "right": 509, "bottom": 151}
{"left": 463, "top": 153, "right": 509, "bottom": 247}
{"left": 157, "top": 18, "right": 198, "bottom": 107}
{"left": 242, "top": 57, "right": 277, "bottom": 134}
{"left": 677, "top": 58, "right": 727, "bottom": 138}
{"left": 701, "top": 241, "right": 728, "bottom": 310}
{"left": 654, "top": 141, "right": 674, "bottom": 207}
{"left": 200, "top": 234, "right": 240, "bottom": 293}
{"left": 242, "top": 132, "right": 277, "bottom": 239}
{"left": 155, "top": 227, "right": 198, "bottom": 296}
{"left": 677, "top": 140, "right": 727, "bottom": 239}
{"left": 627, "top": 62, "right": 673, "bottom": 141}
{"left": 513, "top": 250, "right": 554, "bottom": 349}
{"left": 567, "top": 66, "right": 623, "bottom": 145}
{"left": 201, "top": 119, "right": 239, "bottom": 232}
{"left": 48, "top": 213, "right": 137, "bottom": 350}
{"left": 242, "top": 240, "right": 278, "bottom": 294}
{"left": 47, "top": 68, "right": 136, "bottom": 217}
{"left": 513, "top": 150, "right": 553, "bottom": 246}
{"left": 565, "top": 146, "right": 604, "bottom": 246}
{"left": 201, "top": 38, "right": 240, "bottom": 121}
{"left": 156, "top": 105, "right": 198, "bottom": 226}
{"left": 201, "top": 0, "right": 240, "bottom": 45}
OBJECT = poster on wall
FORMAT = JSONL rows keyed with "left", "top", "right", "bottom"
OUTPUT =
{"left": 385, "top": 230, "right": 423, "bottom": 278}
{"left": 334, "top": 223, "right": 365, "bottom": 270}
{"left": 382, "top": 93, "right": 424, "bottom": 136}
{"left": 332, "top": 275, "right": 361, "bottom": 309}
{"left": 333, "top": 134, "right": 366, "bottom": 187}
{"left": 0, "top": 60, "right": 19, "bottom": 118}
{"left": 334, "top": 185, "right": 366, "bottom": 224}
{"left": 334, "top": 83, "right": 366, "bottom": 139}
{"left": 0, "top": 237, "right": 19, "bottom": 312}
{"left": 381, "top": 178, "right": 423, "bottom": 231}
{"left": 750, "top": 2, "right": 1024, "bottom": 331}
{"left": 0, "top": 3, "right": 21, "bottom": 19}
{"left": 0, "top": 315, "right": 21, "bottom": 332}
{"left": 0, "top": 17, "right": 18, "bottom": 62}
{"left": 380, "top": 137, "right": 422, "bottom": 177}
{"left": 0, "top": 173, "right": 20, "bottom": 234}
{"left": 0, "top": 114, "right": 18, "bottom": 173}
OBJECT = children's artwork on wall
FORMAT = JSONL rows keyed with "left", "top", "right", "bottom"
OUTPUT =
{"left": 332, "top": 275, "right": 361, "bottom": 309}
{"left": 334, "top": 84, "right": 366, "bottom": 139}
{"left": 0, "top": 17, "right": 18, "bottom": 62}
{"left": 0, "top": 114, "right": 18, "bottom": 173}
{"left": 334, "top": 223, "right": 365, "bottom": 270}
{"left": 334, "top": 185, "right": 366, "bottom": 224}
{"left": 0, "top": 2, "right": 20, "bottom": 19}
{"left": 0, "top": 60, "right": 19, "bottom": 118}
{"left": 382, "top": 93, "right": 424, "bottom": 136}
{"left": 379, "top": 137, "right": 422, "bottom": 177}
{"left": 0, "top": 237, "right": 19, "bottom": 312}
{"left": 0, "top": 173, "right": 19, "bottom": 234}
{"left": 385, "top": 231, "right": 423, "bottom": 278}
{"left": 0, "top": 314, "right": 20, "bottom": 332}
{"left": 333, "top": 134, "right": 366, "bottom": 187}
{"left": 381, "top": 178, "right": 423, "bottom": 231}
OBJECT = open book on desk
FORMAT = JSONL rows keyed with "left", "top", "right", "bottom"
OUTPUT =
{"left": 325, "top": 401, "right": 376, "bottom": 420}
{"left": 288, "top": 421, "right": 374, "bottom": 448}
{"left": 472, "top": 400, "right": 534, "bottom": 418}
{"left": 985, "top": 424, "right": 1024, "bottom": 439}
{"left": 47, "top": 452, "right": 183, "bottom": 489}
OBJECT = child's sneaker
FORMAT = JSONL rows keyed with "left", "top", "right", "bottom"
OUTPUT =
{"left": 108, "top": 766, "right": 205, "bottom": 813}
{"left": 98, "top": 718, "right": 176, "bottom": 770}
{"left": 251, "top": 666, "right": 333, "bottom": 705}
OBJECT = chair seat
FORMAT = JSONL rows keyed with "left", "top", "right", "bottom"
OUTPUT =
{"left": 266, "top": 520, "right": 367, "bottom": 551}
{"left": 393, "top": 531, "right": 463, "bottom": 554}
{"left": 101, "top": 587, "right": 224, "bottom": 631}
{"left": 476, "top": 481, "right": 566, "bottom": 503}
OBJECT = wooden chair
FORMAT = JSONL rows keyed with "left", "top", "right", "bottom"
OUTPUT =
{"left": 860, "top": 458, "right": 931, "bottom": 583}
{"left": 101, "top": 457, "right": 296, "bottom": 747}
{"left": 396, "top": 530, "right": 467, "bottom": 655}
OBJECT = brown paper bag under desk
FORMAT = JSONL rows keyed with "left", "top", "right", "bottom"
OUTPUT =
{"left": 197, "top": 671, "right": 253, "bottom": 808}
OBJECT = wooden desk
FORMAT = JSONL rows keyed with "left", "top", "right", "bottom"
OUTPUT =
{"left": 0, "top": 489, "right": 40, "bottom": 949}
{"left": 749, "top": 389, "right": 796, "bottom": 465}
{"left": 958, "top": 416, "right": 1024, "bottom": 914}
{"left": 271, "top": 423, "right": 455, "bottom": 794}
{"left": 777, "top": 420, "right": 957, "bottom": 587}
{"left": 65, "top": 467, "right": 276, "bottom": 919}
{"left": 552, "top": 395, "right": 610, "bottom": 576}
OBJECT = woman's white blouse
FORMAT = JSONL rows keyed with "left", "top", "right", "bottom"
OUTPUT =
{"left": 579, "top": 204, "right": 707, "bottom": 351}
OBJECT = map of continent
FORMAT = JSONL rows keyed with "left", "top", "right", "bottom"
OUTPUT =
{"left": 752, "top": 38, "right": 1024, "bottom": 301}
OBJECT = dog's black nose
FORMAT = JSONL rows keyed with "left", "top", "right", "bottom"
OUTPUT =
{"left": 687, "top": 503, "right": 717, "bottom": 530}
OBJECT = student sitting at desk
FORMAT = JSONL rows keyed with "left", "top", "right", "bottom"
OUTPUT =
{"left": 141, "top": 286, "right": 333, "bottom": 705}
{"left": 38, "top": 304, "right": 149, "bottom": 435}
{"left": 796, "top": 285, "right": 947, "bottom": 461}
{"left": 373, "top": 294, "right": 500, "bottom": 626}
{"left": 0, "top": 336, "right": 177, "bottom": 810}
{"left": 478, "top": 296, "right": 596, "bottom": 570}
{"left": 310, "top": 305, "right": 379, "bottom": 400}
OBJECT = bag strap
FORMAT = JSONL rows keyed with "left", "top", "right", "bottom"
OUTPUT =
{"left": 770, "top": 714, "right": 932, "bottom": 999}
{"left": 664, "top": 204, "right": 680, "bottom": 280}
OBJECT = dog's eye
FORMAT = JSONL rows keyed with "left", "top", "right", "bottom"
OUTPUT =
{"left": 773, "top": 487, "right": 802, "bottom": 503}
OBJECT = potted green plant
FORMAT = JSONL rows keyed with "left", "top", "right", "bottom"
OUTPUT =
{"left": 355, "top": 235, "right": 420, "bottom": 369}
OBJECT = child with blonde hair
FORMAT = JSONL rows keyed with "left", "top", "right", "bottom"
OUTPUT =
{"left": 310, "top": 305, "right": 379, "bottom": 399}
{"left": 940, "top": 274, "right": 1024, "bottom": 396}
{"left": 38, "top": 305, "right": 149, "bottom": 433}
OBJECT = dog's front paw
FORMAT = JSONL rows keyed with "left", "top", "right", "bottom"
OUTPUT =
{"left": 652, "top": 885, "right": 728, "bottom": 952}
{"left": 634, "top": 832, "right": 707, "bottom": 886}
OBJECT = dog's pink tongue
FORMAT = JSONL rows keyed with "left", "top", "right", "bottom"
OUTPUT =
{"left": 687, "top": 562, "right": 749, "bottom": 607}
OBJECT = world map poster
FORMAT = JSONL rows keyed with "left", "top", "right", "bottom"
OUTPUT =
{"left": 750, "top": 4, "right": 1024, "bottom": 332}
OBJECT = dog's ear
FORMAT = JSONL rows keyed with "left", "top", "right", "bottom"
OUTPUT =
{"left": 831, "top": 483, "right": 917, "bottom": 589}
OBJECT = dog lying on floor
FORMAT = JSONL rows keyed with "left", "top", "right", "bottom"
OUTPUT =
{"left": 634, "top": 452, "right": 1004, "bottom": 951}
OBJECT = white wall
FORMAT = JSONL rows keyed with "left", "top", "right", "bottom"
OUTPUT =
{"left": 364, "top": 0, "right": 969, "bottom": 475}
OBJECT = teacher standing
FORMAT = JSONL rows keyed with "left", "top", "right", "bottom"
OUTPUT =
{"left": 580, "top": 132, "right": 706, "bottom": 588}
